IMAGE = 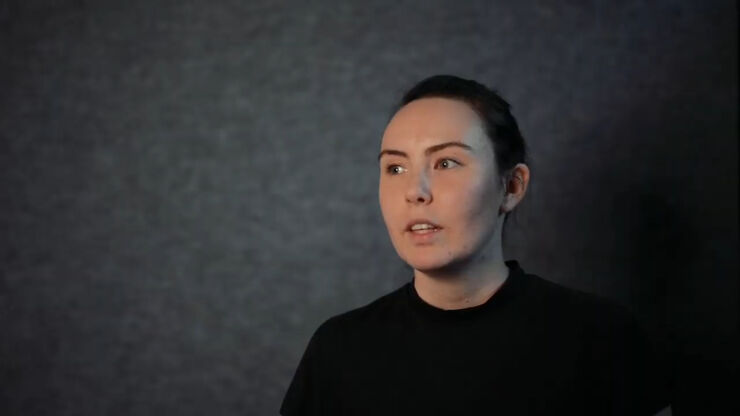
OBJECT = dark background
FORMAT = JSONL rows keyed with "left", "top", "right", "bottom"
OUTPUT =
{"left": 1, "top": 0, "right": 737, "bottom": 414}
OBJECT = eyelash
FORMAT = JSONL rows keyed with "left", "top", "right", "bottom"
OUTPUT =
{"left": 435, "top": 158, "right": 461, "bottom": 169}
{"left": 384, "top": 158, "right": 462, "bottom": 175}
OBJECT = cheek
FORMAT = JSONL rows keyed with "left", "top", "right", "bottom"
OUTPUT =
{"left": 446, "top": 177, "right": 500, "bottom": 231}
{"left": 378, "top": 182, "right": 401, "bottom": 228}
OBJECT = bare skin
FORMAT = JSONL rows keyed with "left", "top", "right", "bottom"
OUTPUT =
{"left": 378, "top": 97, "right": 529, "bottom": 310}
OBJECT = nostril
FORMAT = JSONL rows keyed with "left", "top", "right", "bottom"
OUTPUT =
{"left": 405, "top": 179, "right": 432, "bottom": 203}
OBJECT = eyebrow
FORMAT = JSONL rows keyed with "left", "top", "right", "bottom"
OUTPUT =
{"left": 377, "top": 141, "right": 473, "bottom": 161}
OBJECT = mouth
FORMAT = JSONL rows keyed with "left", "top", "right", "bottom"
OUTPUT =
{"left": 405, "top": 220, "right": 443, "bottom": 235}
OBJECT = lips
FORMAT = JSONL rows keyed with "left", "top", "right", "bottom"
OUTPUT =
{"left": 404, "top": 220, "right": 442, "bottom": 245}
{"left": 405, "top": 219, "right": 442, "bottom": 233}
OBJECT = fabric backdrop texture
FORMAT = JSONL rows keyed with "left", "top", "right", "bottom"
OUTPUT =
{"left": 1, "top": 1, "right": 737, "bottom": 415}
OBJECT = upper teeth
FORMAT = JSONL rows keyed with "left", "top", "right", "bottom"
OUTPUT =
{"left": 411, "top": 223, "right": 435, "bottom": 230}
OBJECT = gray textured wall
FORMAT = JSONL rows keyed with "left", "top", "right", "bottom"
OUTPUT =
{"left": 1, "top": 1, "right": 737, "bottom": 414}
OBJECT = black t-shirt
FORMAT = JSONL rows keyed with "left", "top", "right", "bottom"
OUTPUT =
{"left": 281, "top": 261, "right": 668, "bottom": 415}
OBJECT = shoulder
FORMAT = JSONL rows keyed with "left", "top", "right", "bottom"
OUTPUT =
{"left": 521, "top": 271, "right": 669, "bottom": 412}
{"left": 522, "top": 272, "right": 637, "bottom": 327}
{"left": 513, "top": 271, "right": 646, "bottom": 350}
{"left": 311, "top": 283, "right": 409, "bottom": 344}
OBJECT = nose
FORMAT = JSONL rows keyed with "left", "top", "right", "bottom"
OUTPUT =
{"left": 405, "top": 169, "right": 432, "bottom": 204}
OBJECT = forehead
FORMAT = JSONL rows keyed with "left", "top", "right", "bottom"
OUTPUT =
{"left": 381, "top": 97, "right": 487, "bottom": 150}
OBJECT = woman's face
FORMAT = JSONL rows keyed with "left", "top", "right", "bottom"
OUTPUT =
{"left": 378, "top": 97, "right": 505, "bottom": 272}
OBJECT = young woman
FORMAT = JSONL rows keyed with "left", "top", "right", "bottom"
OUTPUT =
{"left": 281, "top": 75, "right": 669, "bottom": 415}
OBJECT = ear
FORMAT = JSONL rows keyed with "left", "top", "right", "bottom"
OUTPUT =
{"left": 500, "top": 163, "right": 530, "bottom": 213}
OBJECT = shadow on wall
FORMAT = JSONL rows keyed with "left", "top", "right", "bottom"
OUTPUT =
{"left": 573, "top": 95, "right": 737, "bottom": 413}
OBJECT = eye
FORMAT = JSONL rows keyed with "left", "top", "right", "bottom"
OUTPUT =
{"left": 385, "top": 164, "right": 406, "bottom": 175}
{"left": 435, "top": 158, "right": 461, "bottom": 169}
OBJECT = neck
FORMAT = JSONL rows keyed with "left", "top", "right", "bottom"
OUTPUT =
{"left": 413, "top": 218, "right": 509, "bottom": 310}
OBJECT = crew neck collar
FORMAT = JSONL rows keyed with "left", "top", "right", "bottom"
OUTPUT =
{"left": 406, "top": 260, "right": 527, "bottom": 320}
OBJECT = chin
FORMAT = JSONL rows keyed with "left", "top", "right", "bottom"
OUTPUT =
{"left": 401, "top": 250, "right": 458, "bottom": 273}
